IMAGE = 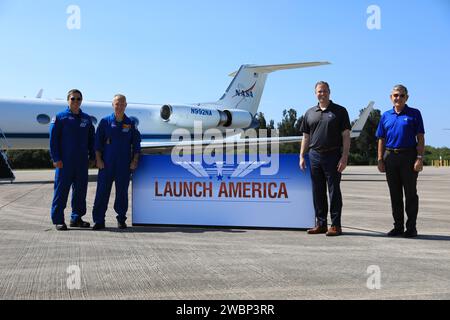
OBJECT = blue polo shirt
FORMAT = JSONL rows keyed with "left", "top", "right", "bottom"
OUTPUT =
{"left": 376, "top": 105, "right": 425, "bottom": 149}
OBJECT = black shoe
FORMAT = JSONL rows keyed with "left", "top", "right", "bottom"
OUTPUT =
{"left": 70, "top": 219, "right": 91, "bottom": 228}
{"left": 403, "top": 229, "right": 418, "bottom": 238}
{"left": 118, "top": 222, "right": 127, "bottom": 229}
{"left": 387, "top": 228, "right": 404, "bottom": 237}
{"left": 55, "top": 223, "right": 68, "bottom": 231}
{"left": 92, "top": 223, "right": 105, "bottom": 230}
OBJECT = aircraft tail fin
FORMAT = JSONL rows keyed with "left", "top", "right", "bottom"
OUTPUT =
{"left": 217, "top": 62, "right": 330, "bottom": 115}
{"left": 350, "top": 101, "right": 375, "bottom": 138}
{"left": 36, "top": 89, "right": 44, "bottom": 99}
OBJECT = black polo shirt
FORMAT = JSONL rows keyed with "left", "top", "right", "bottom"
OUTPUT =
{"left": 300, "top": 100, "right": 351, "bottom": 151}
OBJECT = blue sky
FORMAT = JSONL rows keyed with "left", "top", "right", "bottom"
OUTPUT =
{"left": 0, "top": 0, "right": 449, "bottom": 147}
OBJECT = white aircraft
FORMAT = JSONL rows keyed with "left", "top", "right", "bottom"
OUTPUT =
{"left": 0, "top": 62, "right": 373, "bottom": 153}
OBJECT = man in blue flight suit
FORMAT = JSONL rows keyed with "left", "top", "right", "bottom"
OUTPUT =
{"left": 50, "top": 89, "right": 95, "bottom": 231}
{"left": 92, "top": 94, "right": 141, "bottom": 230}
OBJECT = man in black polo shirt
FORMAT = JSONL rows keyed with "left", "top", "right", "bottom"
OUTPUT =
{"left": 299, "top": 81, "right": 351, "bottom": 236}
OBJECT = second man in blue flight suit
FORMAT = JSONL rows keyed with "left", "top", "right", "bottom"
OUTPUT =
{"left": 92, "top": 94, "right": 141, "bottom": 230}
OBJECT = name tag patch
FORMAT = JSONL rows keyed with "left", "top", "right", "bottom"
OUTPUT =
{"left": 122, "top": 124, "right": 131, "bottom": 133}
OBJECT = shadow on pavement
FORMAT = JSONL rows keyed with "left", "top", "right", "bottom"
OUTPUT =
{"left": 90, "top": 226, "right": 248, "bottom": 234}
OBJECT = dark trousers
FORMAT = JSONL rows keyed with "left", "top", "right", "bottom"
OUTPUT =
{"left": 309, "top": 149, "right": 343, "bottom": 227}
{"left": 384, "top": 150, "right": 419, "bottom": 231}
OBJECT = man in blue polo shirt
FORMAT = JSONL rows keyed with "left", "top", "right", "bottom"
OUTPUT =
{"left": 376, "top": 84, "right": 425, "bottom": 238}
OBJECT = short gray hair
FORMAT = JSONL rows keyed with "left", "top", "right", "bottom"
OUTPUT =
{"left": 315, "top": 81, "right": 330, "bottom": 92}
{"left": 113, "top": 94, "right": 127, "bottom": 101}
{"left": 392, "top": 84, "right": 408, "bottom": 95}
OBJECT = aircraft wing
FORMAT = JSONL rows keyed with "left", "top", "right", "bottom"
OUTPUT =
{"left": 140, "top": 135, "right": 302, "bottom": 152}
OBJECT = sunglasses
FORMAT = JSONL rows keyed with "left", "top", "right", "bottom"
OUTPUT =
{"left": 70, "top": 97, "right": 82, "bottom": 101}
{"left": 392, "top": 94, "right": 406, "bottom": 98}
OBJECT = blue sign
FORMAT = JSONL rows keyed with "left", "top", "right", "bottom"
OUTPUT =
{"left": 132, "top": 153, "right": 315, "bottom": 229}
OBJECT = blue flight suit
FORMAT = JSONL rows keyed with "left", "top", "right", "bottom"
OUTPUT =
{"left": 92, "top": 113, "right": 141, "bottom": 224}
{"left": 49, "top": 108, "right": 95, "bottom": 225}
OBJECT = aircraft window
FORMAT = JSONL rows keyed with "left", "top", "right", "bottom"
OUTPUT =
{"left": 36, "top": 114, "right": 51, "bottom": 125}
{"left": 90, "top": 116, "right": 98, "bottom": 125}
{"left": 130, "top": 116, "right": 139, "bottom": 127}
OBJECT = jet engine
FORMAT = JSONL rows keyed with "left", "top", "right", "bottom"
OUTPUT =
{"left": 160, "top": 104, "right": 253, "bottom": 129}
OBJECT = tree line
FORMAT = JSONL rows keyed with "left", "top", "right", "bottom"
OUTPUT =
{"left": 4, "top": 108, "right": 448, "bottom": 168}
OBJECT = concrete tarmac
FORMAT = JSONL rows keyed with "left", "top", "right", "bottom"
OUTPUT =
{"left": 0, "top": 166, "right": 449, "bottom": 300}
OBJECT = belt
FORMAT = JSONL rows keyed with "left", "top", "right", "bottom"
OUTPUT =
{"left": 313, "top": 146, "right": 340, "bottom": 153}
{"left": 386, "top": 148, "right": 415, "bottom": 154}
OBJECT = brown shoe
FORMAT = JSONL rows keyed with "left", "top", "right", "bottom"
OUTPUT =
{"left": 326, "top": 226, "right": 342, "bottom": 237}
{"left": 307, "top": 226, "right": 328, "bottom": 234}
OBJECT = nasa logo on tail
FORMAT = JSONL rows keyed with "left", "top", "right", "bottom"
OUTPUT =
{"left": 233, "top": 82, "right": 257, "bottom": 98}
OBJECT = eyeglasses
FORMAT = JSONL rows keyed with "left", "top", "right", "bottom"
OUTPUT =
{"left": 70, "top": 97, "right": 82, "bottom": 101}
{"left": 392, "top": 94, "right": 406, "bottom": 98}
